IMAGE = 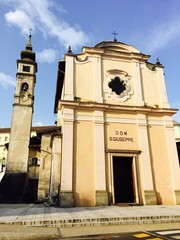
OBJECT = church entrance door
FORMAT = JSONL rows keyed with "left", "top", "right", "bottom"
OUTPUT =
{"left": 113, "top": 156, "right": 135, "bottom": 204}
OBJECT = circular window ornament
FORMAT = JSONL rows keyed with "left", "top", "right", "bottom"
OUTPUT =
{"left": 104, "top": 74, "right": 133, "bottom": 102}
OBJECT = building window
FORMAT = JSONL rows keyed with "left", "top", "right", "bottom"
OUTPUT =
{"left": 108, "top": 76, "right": 126, "bottom": 95}
{"left": 32, "top": 158, "right": 38, "bottom": 166}
{"left": 21, "top": 82, "right": 29, "bottom": 92}
{"left": 23, "top": 65, "right": 30, "bottom": 72}
{"left": 5, "top": 137, "right": 8, "bottom": 141}
{"left": 29, "top": 157, "right": 40, "bottom": 166}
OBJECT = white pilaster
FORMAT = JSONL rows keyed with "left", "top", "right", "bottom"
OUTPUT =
{"left": 94, "top": 57, "right": 103, "bottom": 103}
{"left": 164, "top": 117, "right": 180, "bottom": 190}
{"left": 94, "top": 110, "right": 106, "bottom": 190}
{"left": 50, "top": 136, "right": 61, "bottom": 197}
{"left": 133, "top": 61, "right": 144, "bottom": 106}
{"left": 64, "top": 55, "right": 74, "bottom": 101}
{"left": 61, "top": 108, "right": 74, "bottom": 191}
{"left": 157, "top": 68, "right": 170, "bottom": 108}
{"left": 137, "top": 114, "right": 154, "bottom": 190}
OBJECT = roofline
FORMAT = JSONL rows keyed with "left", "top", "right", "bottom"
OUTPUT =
{"left": 54, "top": 60, "right": 65, "bottom": 113}
{"left": 94, "top": 40, "right": 130, "bottom": 48}
{"left": 0, "top": 125, "right": 55, "bottom": 133}
{"left": 31, "top": 125, "right": 55, "bottom": 131}
{"left": 36, "top": 126, "right": 61, "bottom": 134}
{"left": 0, "top": 128, "right": 11, "bottom": 133}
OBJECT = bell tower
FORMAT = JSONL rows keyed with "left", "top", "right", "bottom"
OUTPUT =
{"left": 0, "top": 35, "right": 37, "bottom": 203}
{"left": 6, "top": 34, "right": 37, "bottom": 173}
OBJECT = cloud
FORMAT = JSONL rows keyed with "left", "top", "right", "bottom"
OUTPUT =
{"left": 5, "top": 10, "right": 35, "bottom": 34}
{"left": 1, "top": 0, "right": 89, "bottom": 50}
{"left": 37, "top": 48, "right": 58, "bottom": 63}
{"left": 0, "top": 72, "right": 16, "bottom": 89}
{"left": 144, "top": 17, "right": 180, "bottom": 53}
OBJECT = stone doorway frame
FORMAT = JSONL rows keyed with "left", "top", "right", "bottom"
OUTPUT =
{"left": 107, "top": 151, "right": 142, "bottom": 205}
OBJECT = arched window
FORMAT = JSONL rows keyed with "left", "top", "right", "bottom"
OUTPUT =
{"left": 21, "top": 82, "right": 29, "bottom": 92}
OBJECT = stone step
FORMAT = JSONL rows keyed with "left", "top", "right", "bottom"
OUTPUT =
{"left": 1, "top": 215, "right": 180, "bottom": 227}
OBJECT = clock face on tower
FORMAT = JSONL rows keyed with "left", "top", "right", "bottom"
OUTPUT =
{"left": 21, "top": 91, "right": 29, "bottom": 102}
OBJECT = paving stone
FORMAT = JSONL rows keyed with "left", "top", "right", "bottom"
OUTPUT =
{"left": 0, "top": 204, "right": 180, "bottom": 228}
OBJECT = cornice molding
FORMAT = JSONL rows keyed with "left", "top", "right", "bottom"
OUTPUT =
{"left": 59, "top": 100, "right": 178, "bottom": 116}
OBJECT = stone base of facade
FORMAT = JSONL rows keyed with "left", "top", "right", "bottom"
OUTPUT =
{"left": 59, "top": 191, "right": 73, "bottom": 207}
{"left": 175, "top": 190, "right": 180, "bottom": 204}
{"left": 0, "top": 172, "right": 28, "bottom": 203}
{"left": 95, "top": 190, "right": 108, "bottom": 206}
{"left": 144, "top": 190, "right": 157, "bottom": 205}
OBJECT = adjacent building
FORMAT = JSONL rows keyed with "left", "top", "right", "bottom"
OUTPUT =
{"left": 174, "top": 120, "right": 180, "bottom": 167}
{"left": 0, "top": 128, "right": 9, "bottom": 171}
{"left": 0, "top": 126, "right": 54, "bottom": 165}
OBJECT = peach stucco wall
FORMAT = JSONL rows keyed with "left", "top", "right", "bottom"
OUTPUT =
{"left": 75, "top": 61, "right": 94, "bottom": 101}
{"left": 73, "top": 121, "right": 95, "bottom": 206}
{"left": 148, "top": 125, "right": 175, "bottom": 204}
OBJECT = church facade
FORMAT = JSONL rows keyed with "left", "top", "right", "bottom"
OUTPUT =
{"left": 52, "top": 41, "right": 180, "bottom": 207}
{"left": 2, "top": 38, "right": 180, "bottom": 207}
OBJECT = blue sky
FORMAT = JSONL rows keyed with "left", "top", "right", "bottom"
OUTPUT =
{"left": 1, "top": 0, "right": 180, "bottom": 127}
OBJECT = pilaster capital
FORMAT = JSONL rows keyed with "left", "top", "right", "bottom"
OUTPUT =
{"left": 137, "top": 114, "right": 148, "bottom": 127}
{"left": 93, "top": 110, "right": 104, "bottom": 124}
{"left": 62, "top": 108, "right": 74, "bottom": 122}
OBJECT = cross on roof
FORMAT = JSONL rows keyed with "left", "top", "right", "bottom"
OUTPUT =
{"left": 29, "top": 28, "right": 32, "bottom": 36}
{"left": 112, "top": 31, "right": 118, "bottom": 42}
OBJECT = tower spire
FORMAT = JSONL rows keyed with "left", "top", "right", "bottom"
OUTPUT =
{"left": 21, "top": 31, "right": 35, "bottom": 62}
{"left": 26, "top": 31, "right": 32, "bottom": 51}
